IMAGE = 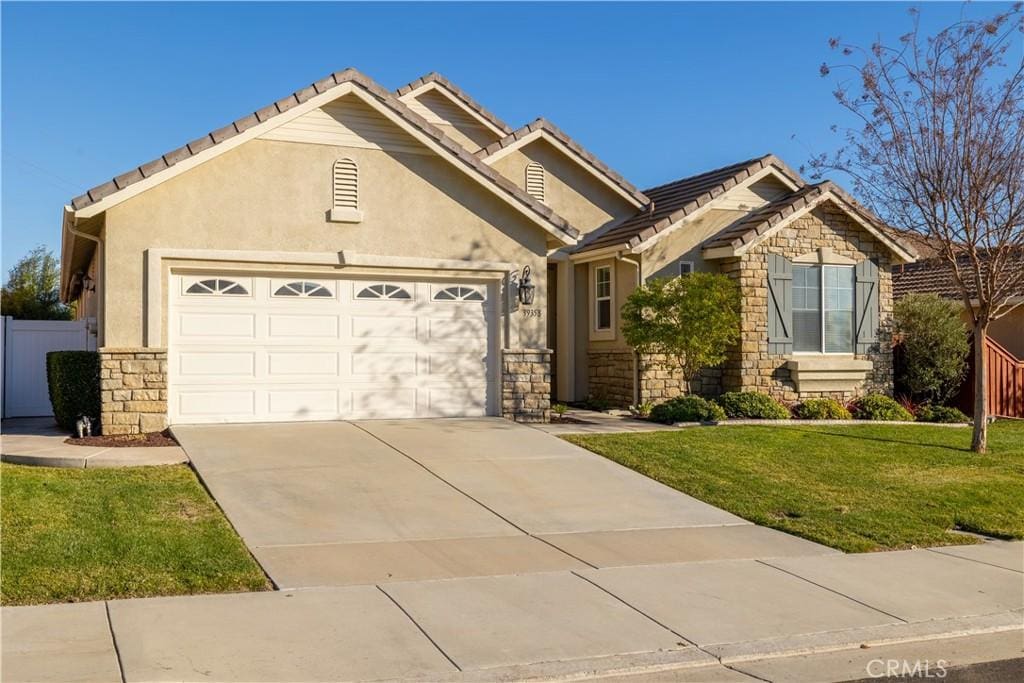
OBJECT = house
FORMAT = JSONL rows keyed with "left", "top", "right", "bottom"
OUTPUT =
{"left": 60, "top": 69, "right": 917, "bottom": 434}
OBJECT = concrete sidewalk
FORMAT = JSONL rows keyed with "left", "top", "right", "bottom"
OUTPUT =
{"left": 4, "top": 540, "right": 1021, "bottom": 682}
{"left": 1, "top": 417, "right": 187, "bottom": 468}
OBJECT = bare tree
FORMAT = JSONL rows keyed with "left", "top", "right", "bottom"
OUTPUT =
{"left": 811, "top": 4, "right": 1024, "bottom": 452}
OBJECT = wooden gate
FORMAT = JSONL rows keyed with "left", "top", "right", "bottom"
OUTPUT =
{"left": 958, "top": 336, "right": 1024, "bottom": 419}
{"left": 1, "top": 317, "right": 97, "bottom": 418}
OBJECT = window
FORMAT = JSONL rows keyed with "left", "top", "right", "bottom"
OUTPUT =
{"left": 525, "top": 163, "right": 545, "bottom": 202}
{"left": 185, "top": 279, "right": 248, "bottom": 295}
{"left": 433, "top": 286, "right": 484, "bottom": 302}
{"left": 595, "top": 265, "right": 612, "bottom": 331}
{"left": 678, "top": 260, "right": 694, "bottom": 276}
{"left": 355, "top": 284, "right": 412, "bottom": 300}
{"left": 792, "top": 265, "right": 854, "bottom": 353}
{"left": 330, "top": 158, "right": 363, "bottom": 222}
{"left": 273, "top": 281, "right": 332, "bottom": 297}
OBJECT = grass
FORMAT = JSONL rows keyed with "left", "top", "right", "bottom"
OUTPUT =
{"left": 565, "top": 420, "right": 1024, "bottom": 553}
{"left": 1, "top": 463, "right": 270, "bottom": 606}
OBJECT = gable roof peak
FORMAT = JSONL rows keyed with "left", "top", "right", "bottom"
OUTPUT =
{"left": 394, "top": 71, "right": 514, "bottom": 135}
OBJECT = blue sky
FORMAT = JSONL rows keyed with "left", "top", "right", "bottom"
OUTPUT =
{"left": 0, "top": 1, "right": 1005, "bottom": 273}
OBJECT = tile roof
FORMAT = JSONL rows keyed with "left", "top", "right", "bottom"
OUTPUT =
{"left": 476, "top": 118, "right": 649, "bottom": 207}
{"left": 66, "top": 69, "right": 577, "bottom": 241}
{"left": 576, "top": 154, "right": 804, "bottom": 253}
{"left": 395, "top": 72, "right": 514, "bottom": 135}
{"left": 893, "top": 250, "right": 1024, "bottom": 300}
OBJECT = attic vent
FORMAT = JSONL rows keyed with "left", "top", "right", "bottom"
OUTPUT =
{"left": 330, "top": 158, "right": 363, "bottom": 223}
{"left": 525, "top": 162, "right": 545, "bottom": 202}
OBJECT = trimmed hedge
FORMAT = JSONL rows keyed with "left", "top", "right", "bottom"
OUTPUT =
{"left": 793, "top": 398, "right": 852, "bottom": 420}
{"left": 650, "top": 395, "right": 727, "bottom": 424}
{"left": 917, "top": 404, "right": 970, "bottom": 423}
{"left": 715, "top": 392, "right": 790, "bottom": 419}
{"left": 46, "top": 351, "right": 101, "bottom": 431}
{"left": 851, "top": 394, "right": 914, "bottom": 421}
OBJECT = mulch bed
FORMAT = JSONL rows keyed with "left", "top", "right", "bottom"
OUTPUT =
{"left": 64, "top": 429, "right": 179, "bottom": 448}
{"left": 551, "top": 415, "right": 591, "bottom": 424}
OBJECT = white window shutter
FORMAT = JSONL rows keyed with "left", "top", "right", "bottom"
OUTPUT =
{"left": 525, "top": 162, "right": 545, "bottom": 202}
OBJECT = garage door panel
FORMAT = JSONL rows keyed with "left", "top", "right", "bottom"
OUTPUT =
{"left": 179, "top": 313, "right": 255, "bottom": 338}
{"left": 178, "top": 351, "right": 256, "bottom": 377}
{"left": 351, "top": 352, "right": 417, "bottom": 376}
{"left": 171, "top": 274, "right": 497, "bottom": 424}
{"left": 178, "top": 390, "right": 257, "bottom": 418}
{"left": 268, "top": 389, "right": 343, "bottom": 417}
{"left": 268, "top": 351, "right": 340, "bottom": 377}
{"left": 268, "top": 314, "right": 339, "bottom": 338}
{"left": 351, "top": 316, "right": 417, "bottom": 339}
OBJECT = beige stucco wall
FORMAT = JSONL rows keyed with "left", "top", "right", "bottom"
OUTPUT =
{"left": 101, "top": 137, "right": 551, "bottom": 349}
{"left": 641, "top": 208, "right": 747, "bottom": 280}
{"left": 961, "top": 305, "right": 1024, "bottom": 358}
{"left": 488, "top": 139, "right": 637, "bottom": 235}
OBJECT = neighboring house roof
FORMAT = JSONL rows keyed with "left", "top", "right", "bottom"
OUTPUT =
{"left": 576, "top": 154, "right": 805, "bottom": 253}
{"left": 893, "top": 250, "right": 1024, "bottom": 301}
{"left": 702, "top": 180, "right": 916, "bottom": 263}
{"left": 477, "top": 118, "right": 650, "bottom": 208}
{"left": 65, "top": 68, "right": 578, "bottom": 244}
{"left": 395, "top": 71, "right": 514, "bottom": 136}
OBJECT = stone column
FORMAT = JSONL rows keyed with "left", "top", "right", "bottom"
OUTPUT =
{"left": 99, "top": 348, "right": 168, "bottom": 435}
{"left": 502, "top": 349, "right": 551, "bottom": 422}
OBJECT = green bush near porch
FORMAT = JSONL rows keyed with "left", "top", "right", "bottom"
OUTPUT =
{"left": 46, "top": 350, "right": 100, "bottom": 431}
{"left": 715, "top": 392, "right": 790, "bottom": 419}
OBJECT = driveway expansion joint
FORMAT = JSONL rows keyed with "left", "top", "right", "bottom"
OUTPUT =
{"left": 103, "top": 601, "right": 127, "bottom": 683}
{"left": 376, "top": 584, "right": 463, "bottom": 672}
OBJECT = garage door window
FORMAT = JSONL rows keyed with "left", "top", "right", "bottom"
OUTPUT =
{"left": 273, "top": 281, "right": 332, "bottom": 298}
{"left": 185, "top": 279, "right": 248, "bottom": 296}
{"left": 433, "top": 286, "right": 484, "bottom": 302}
{"left": 355, "top": 284, "right": 412, "bottom": 300}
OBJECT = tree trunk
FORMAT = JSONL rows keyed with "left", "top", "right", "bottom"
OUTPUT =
{"left": 971, "top": 323, "right": 989, "bottom": 453}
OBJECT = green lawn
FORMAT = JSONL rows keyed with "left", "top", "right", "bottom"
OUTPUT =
{"left": 1, "top": 464, "right": 270, "bottom": 606}
{"left": 565, "top": 421, "right": 1024, "bottom": 553}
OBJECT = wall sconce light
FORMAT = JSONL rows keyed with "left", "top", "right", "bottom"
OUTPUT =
{"left": 80, "top": 272, "right": 96, "bottom": 293}
{"left": 517, "top": 265, "right": 535, "bottom": 305}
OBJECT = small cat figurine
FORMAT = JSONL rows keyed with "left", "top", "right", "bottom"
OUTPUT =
{"left": 75, "top": 415, "right": 93, "bottom": 439}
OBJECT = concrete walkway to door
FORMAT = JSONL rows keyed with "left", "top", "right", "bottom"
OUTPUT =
{"left": 172, "top": 418, "right": 832, "bottom": 589}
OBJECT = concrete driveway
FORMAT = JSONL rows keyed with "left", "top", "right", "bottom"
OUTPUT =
{"left": 173, "top": 418, "right": 832, "bottom": 589}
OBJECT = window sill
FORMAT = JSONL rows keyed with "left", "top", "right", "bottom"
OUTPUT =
{"left": 785, "top": 356, "right": 873, "bottom": 393}
{"left": 329, "top": 207, "right": 364, "bottom": 223}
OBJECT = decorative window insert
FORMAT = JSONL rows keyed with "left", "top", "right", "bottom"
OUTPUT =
{"left": 185, "top": 278, "right": 248, "bottom": 295}
{"left": 793, "top": 265, "right": 854, "bottom": 353}
{"left": 355, "top": 283, "right": 412, "bottom": 300}
{"left": 433, "top": 286, "right": 485, "bottom": 302}
{"left": 525, "top": 162, "right": 545, "bottom": 202}
{"left": 678, "top": 260, "right": 694, "bottom": 276}
{"left": 594, "top": 265, "right": 612, "bottom": 331}
{"left": 329, "top": 158, "right": 363, "bottom": 223}
{"left": 273, "top": 281, "right": 332, "bottom": 298}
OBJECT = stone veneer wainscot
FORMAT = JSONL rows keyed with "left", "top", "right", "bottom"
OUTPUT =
{"left": 502, "top": 349, "right": 551, "bottom": 422}
{"left": 99, "top": 348, "right": 168, "bottom": 435}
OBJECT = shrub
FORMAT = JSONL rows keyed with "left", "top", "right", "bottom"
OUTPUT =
{"left": 917, "top": 404, "right": 970, "bottom": 423}
{"left": 893, "top": 293, "right": 969, "bottom": 402}
{"left": 851, "top": 394, "right": 915, "bottom": 421}
{"left": 650, "top": 395, "right": 727, "bottom": 424}
{"left": 552, "top": 403, "right": 569, "bottom": 417}
{"left": 46, "top": 351, "right": 101, "bottom": 431}
{"left": 715, "top": 392, "right": 790, "bottom": 419}
{"left": 629, "top": 402, "right": 655, "bottom": 418}
{"left": 793, "top": 398, "right": 852, "bottom": 420}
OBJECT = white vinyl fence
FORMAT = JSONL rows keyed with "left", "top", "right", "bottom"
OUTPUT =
{"left": 1, "top": 317, "right": 97, "bottom": 418}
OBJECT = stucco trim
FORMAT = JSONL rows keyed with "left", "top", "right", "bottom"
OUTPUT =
{"left": 144, "top": 248, "right": 517, "bottom": 348}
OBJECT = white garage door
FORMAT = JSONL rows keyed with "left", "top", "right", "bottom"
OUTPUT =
{"left": 169, "top": 274, "right": 497, "bottom": 424}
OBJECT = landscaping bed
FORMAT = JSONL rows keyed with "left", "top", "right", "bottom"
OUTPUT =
{"left": 0, "top": 463, "right": 270, "bottom": 605}
{"left": 64, "top": 429, "right": 178, "bottom": 448}
{"left": 564, "top": 420, "right": 1024, "bottom": 553}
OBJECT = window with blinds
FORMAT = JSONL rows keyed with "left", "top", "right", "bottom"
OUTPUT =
{"left": 792, "top": 265, "right": 854, "bottom": 353}
{"left": 525, "top": 162, "right": 545, "bottom": 202}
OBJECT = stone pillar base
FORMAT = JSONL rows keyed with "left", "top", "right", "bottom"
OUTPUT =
{"left": 502, "top": 349, "right": 551, "bottom": 423}
{"left": 99, "top": 348, "right": 168, "bottom": 435}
